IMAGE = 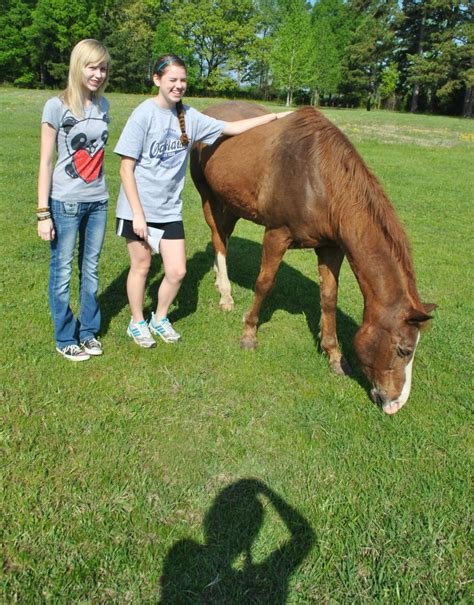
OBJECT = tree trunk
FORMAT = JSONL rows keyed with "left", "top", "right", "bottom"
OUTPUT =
{"left": 463, "top": 85, "right": 473, "bottom": 118}
{"left": 463, "top": 56, "right": 473, "bottom": 118}
{"left": 410, "top": 13, "right": 426, "bottom": 113}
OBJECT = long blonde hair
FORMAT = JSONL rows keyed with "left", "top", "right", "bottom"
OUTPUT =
{"left": 62, "top": 39, "right": 110, "bottom": 118}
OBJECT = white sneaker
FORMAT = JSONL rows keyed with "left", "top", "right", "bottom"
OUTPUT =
{"left": 127, "top": 319, "right": 156, "bottom": 348}
{"left": 149, "top": 313, "right": 181, "bottom": 343}
{"left": 81, "top": 337, "right": 103, "bottom": 356}
{"left": 56, "top": 344, "right": 90, "bottom": 362}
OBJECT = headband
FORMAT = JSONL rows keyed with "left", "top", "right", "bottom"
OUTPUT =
{"left": 154, "top": 60, "right": 171, "bottom": 74}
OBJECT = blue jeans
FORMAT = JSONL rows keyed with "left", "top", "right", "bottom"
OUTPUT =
{"left": 49, "top": 198, "right": 108, "bottom": 348}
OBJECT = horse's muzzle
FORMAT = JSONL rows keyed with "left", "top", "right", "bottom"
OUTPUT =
{"left": 370, "top": 388, "right": 407, "bottom": 415}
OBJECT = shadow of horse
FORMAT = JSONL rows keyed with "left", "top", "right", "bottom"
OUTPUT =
{"left": 173, "top": 236, "right": 364, "bottom": 387}
{"left": 159, "top": 478, "right": 316, "bottom": 604}
{"left": 98, "top": 235, "right": 367, "bottom": 390}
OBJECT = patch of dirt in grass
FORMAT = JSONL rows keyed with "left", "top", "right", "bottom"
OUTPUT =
{"left": 337, "top": 123, "right": 471, "bottom": 148}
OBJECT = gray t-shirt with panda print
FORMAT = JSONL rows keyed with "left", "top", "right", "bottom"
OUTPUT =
{"left": 41, "top": 96, "right": 110, "bottom": 203}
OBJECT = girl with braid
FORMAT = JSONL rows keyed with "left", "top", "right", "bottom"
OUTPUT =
{"left": 115, "top": 54, "right": 292, "bottom": 348}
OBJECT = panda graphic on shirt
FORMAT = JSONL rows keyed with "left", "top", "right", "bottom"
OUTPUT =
{"left": 61, "top": 112, "right": 109, "bottom": 184}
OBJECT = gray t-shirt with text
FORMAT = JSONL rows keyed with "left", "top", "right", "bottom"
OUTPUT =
{"left": 114, "top": 99, "right": 225, "bottom": 222}
{"left": 41, "top": 96, "right": 110, "bottom": 203}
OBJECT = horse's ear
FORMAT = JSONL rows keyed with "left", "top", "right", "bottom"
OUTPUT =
{"left": 422, "top": 302, "right": 437, "bottom": 314}
{"left": 406, "top": 307, "right": 434, "bottom": 325}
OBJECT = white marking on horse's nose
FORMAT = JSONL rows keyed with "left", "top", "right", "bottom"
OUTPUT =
{"left": 382, "top": 332, "right": 420, "bottom": 414}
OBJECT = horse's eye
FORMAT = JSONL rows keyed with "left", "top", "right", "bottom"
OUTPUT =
{"left": 397, "top": 344, "right": 413, "bottom": 358}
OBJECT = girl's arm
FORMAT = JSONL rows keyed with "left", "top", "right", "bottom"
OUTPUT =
{"left": 120, "top": 156, "right": 148, "bottom": 240}
{"left": 37, "top": 122, "right": 57, "bottom": 241}
{"left": 221, "top": 111, "right": 293, "bottom": 137}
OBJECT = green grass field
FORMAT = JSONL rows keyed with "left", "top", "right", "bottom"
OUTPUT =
{"left": 1, "top": 87, "right": 473, "bottom": 603}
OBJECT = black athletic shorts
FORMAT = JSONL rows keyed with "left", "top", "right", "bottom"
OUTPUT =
{"left": 116, "top": 218, "right": 185, "bottom": 241}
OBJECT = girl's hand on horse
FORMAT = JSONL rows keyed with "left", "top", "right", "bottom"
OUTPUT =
{"left": 222, "top": 111, "right": 293, "bottom": 136}
{"left": 133, "top": 213, "right": 148, "bottom": 240}
{"left": 275, "top": 111, "right": 294, "bottom": 119}
{"left": 38, "top": 217, "right": 55, "bottom": 241}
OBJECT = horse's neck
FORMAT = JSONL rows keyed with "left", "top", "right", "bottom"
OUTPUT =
{"left": 342, "top": 228, "right": 418, "bottom": 318}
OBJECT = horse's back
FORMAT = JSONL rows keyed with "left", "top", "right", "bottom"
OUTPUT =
{"left": 191, "top": 102, "right": 274, "bottom": 216}
{"left": 191, "top": 102, "right": 329, "bottom": 233}
{"left": 202, "top": 101, "right": 270, "bottom": 121}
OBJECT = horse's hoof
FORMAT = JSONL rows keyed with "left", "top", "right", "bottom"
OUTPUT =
{"left": 341, "top": 357, "right": 353, "bottom": 375}
{"left": 330, "top": 357, "right": 352, "bottom": 376}
{"left": 240, "top": 338, "right": 257, "bottom": 350}
{"left": 220, "top": 302, "right": 234, "bottom": 312}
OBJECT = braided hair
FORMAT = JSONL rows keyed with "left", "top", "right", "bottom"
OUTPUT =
{"left": 153, "top": 54, "right": 189, "bottom": 147}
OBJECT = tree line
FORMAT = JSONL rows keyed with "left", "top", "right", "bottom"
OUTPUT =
{"left": 1, "top": 0, "right": 472, "bottom": 116}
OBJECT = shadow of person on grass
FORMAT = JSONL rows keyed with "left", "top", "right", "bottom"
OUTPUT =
{"left": 153, "top": 248, "right": 213, "bottom": 323}
{"left": 98, "top": 258, "right": 162, "bottom": 336}
{"left": 159, "top": 478, "right": 315, "bottom": 604}
{"left": 98, "top": 248, "right": 213, "bottom": 334}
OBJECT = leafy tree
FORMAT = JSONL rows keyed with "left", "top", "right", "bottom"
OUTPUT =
{"left": 379, "top": 62, "right": 400, "bottom": 109}
{"left": 103, "top": 0, "right": 164, "bottom": 93}
{"left": 0, "top": 0, "right": 35, "bottom": 85}
{"left": 310, "top": 15, "right": 341, "bottom": 105}
{"left": 398, "top": 1, "right": 473, "bottom": 115}
{"left": 28, "top": 0, "right": 102, "bottom": 86}
{"left": 172, "top": 0, "right": 259, "bottom": 91}
{"left": 309, "top": 0, "right": 353, "bottom": 105}
{"left": 241, "top": 0, "right": 280, "bottom": 98}
{"left": 269, "top": 0, "right": 313, "bottom": 105}
{"left": 311, "top": 0, "right": 352, "bottom": 59}
{"left": 0, "top": 0, "right": 469, "bottom": 116}
{"left": 340, "top": 0, "right": 399, "bottom": 108}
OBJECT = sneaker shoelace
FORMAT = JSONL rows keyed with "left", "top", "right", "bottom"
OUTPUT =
{"left": 65, "top": 344, "right": 82, "bottom": 355}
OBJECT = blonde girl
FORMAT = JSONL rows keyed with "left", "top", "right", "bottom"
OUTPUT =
{"left": 38, "top": 39, "right": 111, "bottom": 361}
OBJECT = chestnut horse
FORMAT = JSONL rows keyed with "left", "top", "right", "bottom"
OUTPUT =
{"left": 190, "top": 102, "right": 435, "bottom": 414}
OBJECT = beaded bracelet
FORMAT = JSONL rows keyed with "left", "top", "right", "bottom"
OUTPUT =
{"left": 37, "top": 215, "right": 52, "bottom": 221}
{"left": 37, "top": 207, "right": 50, "bottom": 213}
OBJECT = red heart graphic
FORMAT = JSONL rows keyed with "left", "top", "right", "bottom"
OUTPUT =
{"left": 73, "top": 149, "right": 104, "bottom": 183}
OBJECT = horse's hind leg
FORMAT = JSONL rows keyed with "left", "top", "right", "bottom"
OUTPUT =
{"left": 315, "top": 245, "right": 351, "bottom": 376}
{"left": 202, "top": 195, "right": 238, "bottom": 311}
{"left": 241, "top": 227, "right": 290, "bottom": 349}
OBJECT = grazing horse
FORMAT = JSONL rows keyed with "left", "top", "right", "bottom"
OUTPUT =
{"left": 190, "top": 102, "right": 435, "bottom": 414}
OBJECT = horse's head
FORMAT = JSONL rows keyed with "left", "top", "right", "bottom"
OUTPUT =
{"left": 354, "top": 303, "right": 436, "bottom": 414}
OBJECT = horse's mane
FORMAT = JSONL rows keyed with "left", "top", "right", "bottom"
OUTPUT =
{"left": 292, "top": 107, "right": 417, "bottom": 289}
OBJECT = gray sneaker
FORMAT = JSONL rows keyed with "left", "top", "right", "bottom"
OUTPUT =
{"left": 81, "top": 337, "right": 103, "bottom": 356}
{"left": 56, "top": 344, "right": 90, "bottom": 362}
{"left": 149, "top": 313, "right": 181, "bottom": 343}
{"left": 127, "top": 319, "right": 156, "bottom": 348}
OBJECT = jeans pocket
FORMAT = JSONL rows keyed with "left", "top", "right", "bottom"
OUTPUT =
{"left": 62, "top": 201, "right": 79, "bottom": 216}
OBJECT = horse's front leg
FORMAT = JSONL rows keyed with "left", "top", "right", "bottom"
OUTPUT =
{"left": 241, "top": 227, "right": 290, "bottom": 349}
{"left": 315, "top": 245, "right": 351, "bottom": 376}
{"left": 202, "top": 197, "right": 238, "bottom": 311}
